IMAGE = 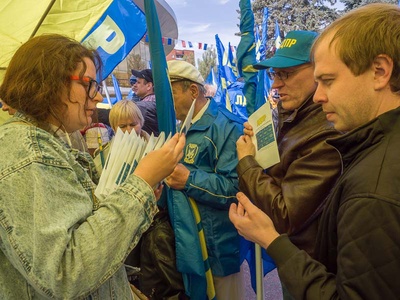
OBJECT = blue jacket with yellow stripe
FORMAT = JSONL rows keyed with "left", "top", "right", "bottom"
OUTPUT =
{"left": 169, "top": 98, "right": 243, "bottom": 298}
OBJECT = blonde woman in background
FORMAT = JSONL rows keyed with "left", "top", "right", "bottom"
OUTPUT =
{"left": 109, "top": 99, "right": 149, "bottom": 139}
{"left": 94, "top": 100, "right": 149, "bottom": 173}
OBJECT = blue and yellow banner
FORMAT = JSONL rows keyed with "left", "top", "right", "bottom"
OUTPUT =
{"left": 255, "top": 7, "right": 270, "bottom": 110}
{"left": 237, "top": 0, "right": 258, "bottom": 116}
{"left": 143, "top": 1, "right": 210, "bottom": 299}
{"left": 237, "top": 1, "right": 276, "bottom": 294}
{"left": 82, "top": 0, "right": 147, "bottom": 80}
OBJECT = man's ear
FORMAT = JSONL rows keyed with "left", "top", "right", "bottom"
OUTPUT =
{"left": 373, "top": 54, "right": 393, "bottom": 91}
{"left": 190, "top": 83, "right": 199, "bottom": 100}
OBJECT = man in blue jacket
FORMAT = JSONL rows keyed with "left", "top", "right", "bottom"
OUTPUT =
{"left": 166, "top": 60, "right": 244, "bottom": 300}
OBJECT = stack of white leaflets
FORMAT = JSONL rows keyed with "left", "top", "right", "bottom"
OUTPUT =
{"left": 95, "top": 128, "right": 170, "bottom": 200}
{"left": 95, "top": 98, "right": 197, "bottom": 200}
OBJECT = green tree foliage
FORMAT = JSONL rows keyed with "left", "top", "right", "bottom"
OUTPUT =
{"left": 251, "top": 0, "right": 340, "bottom": 57}
{"left": 339, "top": 0, "right": 398, "bottom": 11}
{"left": 197, "top": 47, "right": 217, "bottom": 80}
{"left": 182, "top": 52, "right": 195, "bottom": 65}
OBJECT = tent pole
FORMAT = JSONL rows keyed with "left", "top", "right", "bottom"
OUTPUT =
{"left": 30, "top": 0, "right": 57, "bottom": 39}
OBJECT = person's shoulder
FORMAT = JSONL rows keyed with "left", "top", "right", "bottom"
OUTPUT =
{"left": 1, "top": 121, "right": 42, "bottom": 142}
{"left": 207, "top": 106, "right": 243, "bottom": 139}
{"left": 142, "top": 94, "right": 156, "bottom": 102}
{"left": 216, "top": 105, "right": 245, "bottom": 127}
{"left": 135, "top": 101, "right": 148, "bottom": 113}
{"left": 0, "top": 123, "right": 70, "bottom": 171}
{"left": 136, "top": 99, "right": 156, "bottom": 109}
{"left": 0, "top": 110, "right": 12, "bottom": 125}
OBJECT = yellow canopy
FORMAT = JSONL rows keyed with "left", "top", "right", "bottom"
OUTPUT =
{"left": 0, "top": 0, "right": 113, "bottom": 82}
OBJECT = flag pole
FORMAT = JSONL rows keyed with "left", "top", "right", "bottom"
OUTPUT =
{"left": 237, "top": 0, "right": 264, "bottom": 298}
{"left": 102, "top": 81, "right": 113, "bottom": 108}
{"left": 255, "top": 244, "right": 264, "bottom": 300}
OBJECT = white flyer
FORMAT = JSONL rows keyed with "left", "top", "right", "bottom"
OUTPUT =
{"left": 179, "top": 98, "right": 196, "bottom": 135}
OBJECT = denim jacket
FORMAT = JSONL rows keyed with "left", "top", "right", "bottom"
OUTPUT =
{"left": 0, "top": 113, "right": 157, "bottom": 299}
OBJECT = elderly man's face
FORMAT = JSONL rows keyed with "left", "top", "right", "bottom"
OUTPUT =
{"left": 270, "top": 63, "right": 317, "bottom": 111}
{"left": 171, "top": 81, "right": 196, "bottom": 122}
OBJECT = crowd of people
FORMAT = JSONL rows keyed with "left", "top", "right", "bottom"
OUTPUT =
{"left": 0, "top": 3, "right": 399, "bottom": 300}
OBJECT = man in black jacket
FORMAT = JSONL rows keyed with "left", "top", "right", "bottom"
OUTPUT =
{"left": 230, "top": 4, "right": 400, "bottom": 299}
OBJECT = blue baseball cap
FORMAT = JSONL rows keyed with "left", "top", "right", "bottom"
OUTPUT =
{"left": 254, "top": 30, "right": 318, "bottom": 69}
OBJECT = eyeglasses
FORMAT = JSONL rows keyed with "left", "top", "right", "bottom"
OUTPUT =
{"left": 267, "top": 64, "right": 311, "bottom": 81}
{"left": 70, "top": 76, "right": 103, "bottom": 99}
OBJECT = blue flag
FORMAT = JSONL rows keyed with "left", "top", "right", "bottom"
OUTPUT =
{"left": 255, "top": 7, "right": 270, "bottom": 110}
{"left": 227, "top": 81, "right": 248, "bottom": 122}
{"left": 111, "top": 74, "right": 122, "bottom": 102}
{"left": 228, "top": 43, "right": 238, "bottom": 77}
{"left": 240, "top": 236, "right": 276, "bottom": 292}
{"left": 259, "top": 8, "right": 268, "bottom": 60}
{"left": 81, "top": 0, "right": 147, "bottom": 80}
{"left": 274, "top": 20, "right": 282, "bottom": 51}
{"left": 237, "top": 0, "right": 276, "bottom": 292}
{"left": 255, "top": 26, "right": 262, "bottom": 61}
{"left": 215, "top": 35, "right": 237, "bottom": 86}
{"left": 143, "top": 0, "right": 175, "bottom": 134}
{"left": 205, "top": 67, "right": 219, "bottom": 86}
{"left": 213, "top": 84, "right": 226, "bottom": 106}
{"left": 237, "top": 0, "right": 258, "bottom": 116}
{"left": 215, "top": 34, "right": 232, "bottom": 111}
{"left": 143, "top": 1, "right": 206, "bottom": 299}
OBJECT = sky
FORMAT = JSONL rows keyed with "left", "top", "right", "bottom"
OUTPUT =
{"left": 163, "top": 0, "right": 346, "bottom": 61}
{"left": 165, "top": 0, "right": 242, "bottom": 58}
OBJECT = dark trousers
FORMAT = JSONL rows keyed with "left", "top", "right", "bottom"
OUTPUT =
{"left": 125, "top": 210, "right": 187, "bottom": 300}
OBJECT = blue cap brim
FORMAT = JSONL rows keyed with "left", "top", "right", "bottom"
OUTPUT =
{"left": 254, "top": 55, "right": 309, "bottom": 69}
